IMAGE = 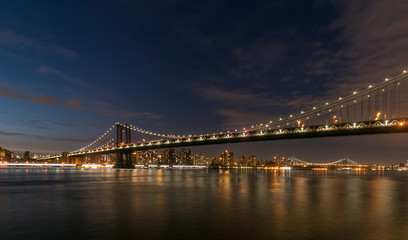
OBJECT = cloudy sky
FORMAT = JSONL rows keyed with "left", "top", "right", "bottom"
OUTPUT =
{"left": 0, "top": 0, "right": 407, "bottom": 164}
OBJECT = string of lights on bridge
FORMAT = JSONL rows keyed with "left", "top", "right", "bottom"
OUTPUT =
{"left": 71, "top": 123, "right": 182, "bottom": 153}
{"left": 251, "top": 69, "right": 408, "bottom": 132}
{"left": 287, "top": 157, "right": 359, "bottom": 165}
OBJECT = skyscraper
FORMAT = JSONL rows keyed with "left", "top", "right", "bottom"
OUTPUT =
{"left": 177, "top": 148, "right": 191, "bottom": 165}
{"left": 220, "top": 150, "right": 234, "bottom": 166}
{"left": 161, "top": 148, "right": 176, "bottom": 165}
{"left": 248, "top": 155, "right": 257, "bottom": 167}
{"left": 192, "top": 154, "right": 212, "bottom": 166}
{"left": 23, "top": 151, "right": 31, "bottom": 160}
{"left": 239, "top": 156, "right": 247, "bottom": 166}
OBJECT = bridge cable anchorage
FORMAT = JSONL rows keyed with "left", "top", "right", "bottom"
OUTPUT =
{"left": 244, "top": 69, "right": 408, "bottom": 132}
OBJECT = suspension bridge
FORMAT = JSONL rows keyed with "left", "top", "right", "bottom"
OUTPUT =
{"left": 288, "top": 157, "right": 364, "bottom": 166}
{"left": 41, "top": 70, "right": 408, "bottom": 168}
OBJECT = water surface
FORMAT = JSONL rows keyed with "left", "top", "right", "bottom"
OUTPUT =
{"left": 0, "top": 168, "right": 408, "bottom": 240}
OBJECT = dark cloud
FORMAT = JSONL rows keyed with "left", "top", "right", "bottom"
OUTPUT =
{"left": 37, "top": 66, "right": 75, "bottom": 82}
{"left": 214, "top": 108, "right": 273, "bottom": 129}
{"left": 0, "top": 130, "right": 25, "bottom": 136}
{"left": 30, "top": 94, "right": 62, "bottom": 106}
{"left": 88, "top": 99, "right": 162, "bottom": 120}
{"left": 36, "top": 66, "right": 92, "bottom": 90}
{"left": 306, "top": 0, "right": 408, "bottom": 97}
{"left": 0, "top": 84, "right": 24, "bottom": 98}
{"left": 118, "top": 110, "right": 162, "bottom": 120}
{"left": 0, "top": 82, "right": 161, "bottom": 121}
{"left": 190, "top": 82, "right": 322, "bottom": 109}
{"left": 0, "top": 82, "right": 86, "bottom": 110}
{"left": 0, "top": 129, "right": 89, "bottom": 143}
{"left": 19, "top": 119, "right": 51, "bottom": 130}
{"left": 50, "top": 121, "right": 75, "bottom": 127}
{"left": 17, "top": 119, "right": 76, "bottom": 130}
{"left": 65, "top": 98, "right": 86, "bottom": 110}
{"left": 52, "top": 137, "right": 89, "bottom": 143}
{"left": 0, "top": 29, "right": 78, "bottom": 59}
{"left": 189, "top": 82, "right": 323, "bottom": 128}
{"left": 233, "top": 41, "right": 286, "bottom": 74}
{"left": 172, "top": 26, "right": 214, "bottom": 51}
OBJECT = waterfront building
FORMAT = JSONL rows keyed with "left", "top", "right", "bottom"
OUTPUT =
{"left": 23, "top": 151, "right": 31, "bottom": 160}
{"left": 239, "top": 156, "right": 247, "bottom": 166}
{"left": 220, "top": 150, "right": 234, "bottom": 166}
{"left": 248, "top": 155, "right": 257, "bottom": 167}
{"left": 0, "top": 147, "right": 12, "bottom": 162}
{"left": 212, "top": 156, "right": 222, "bottom": 165}
{"left": 134, "top": 150, "right": 159, "bottom": 164}
{"left": 192, "top": 154, "right": 212, "bottom": 166}
{"left": 177, "top": 148, "right": 191, "bottom": 165}
{"left": 133, "top": 151, "right": 142, "bottom": 164}
{"left": 161, "top": 148, "right": 176, "bottom": 165}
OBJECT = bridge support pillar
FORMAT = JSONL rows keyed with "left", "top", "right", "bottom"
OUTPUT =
{"left": 113, "top": 151, "right": 134, "bottom": 168}
{"left": 113, "top": 123, "right": 134, "bottom": 168}
{"left": 116, "top": 123, "right": 131, "bottom": 146}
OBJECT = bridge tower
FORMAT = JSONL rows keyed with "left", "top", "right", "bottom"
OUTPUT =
{"left": 114, "top": 123, "right": 134, "bottom": 168}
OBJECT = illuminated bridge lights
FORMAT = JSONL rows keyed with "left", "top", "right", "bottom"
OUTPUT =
{"left": 252, "top": 69, "right": 408, "bottom": 133}
{"left": 44, "top": 118, "right": 408, "bottom": 160}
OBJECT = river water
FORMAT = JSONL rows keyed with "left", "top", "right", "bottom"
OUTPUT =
{"left": 0, "top": 168, "right": 408, "bottom": 240}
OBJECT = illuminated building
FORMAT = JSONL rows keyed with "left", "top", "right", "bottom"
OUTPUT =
{"left": 192, "top": 154, "right": 212, "bottom": 166}
{"left": 135, "top": 150, "right": 159, "bottom": 164}
{"left": 0, "top": 147, "right": 12, "bottom": 162}
{"left": 161, "top": 148, "right": 176, "bottom": 165}
{"left": 220, "top": 150, "right": 234, "bottom": 166}
{"left": 239, "top": 156, "right": 247, "bottom": 166}
{"left": 248, "top": 155, "right": 257, "bottom": 167}
{"left": 23, "top": 151, "right": 31, "bottom": 160}
{"left": 177, "top": 148, "right": 191, "bottom": 165}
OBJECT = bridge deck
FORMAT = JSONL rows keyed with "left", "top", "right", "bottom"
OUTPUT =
{"left": 62, "top": 119, "right": 408, "bottom": 158}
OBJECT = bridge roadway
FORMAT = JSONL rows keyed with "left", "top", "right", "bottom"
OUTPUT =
{"left": 64, "top": 118, "right": 408, "bottom": 158}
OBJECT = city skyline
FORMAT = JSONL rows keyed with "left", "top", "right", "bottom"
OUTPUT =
{"left": 2, "top": 144, "right": 406, "bottom": 169}
{"left": 0, "top": 1, "right": 408, "bottom": 164}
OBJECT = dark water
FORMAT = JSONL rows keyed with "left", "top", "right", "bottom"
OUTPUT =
{"left": 1, "top": 168, "right": 408, "bottom": 240}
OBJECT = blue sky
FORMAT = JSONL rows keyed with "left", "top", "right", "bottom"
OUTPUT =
{"left": 0, "top": 0, "right": 408, "bottom": 164}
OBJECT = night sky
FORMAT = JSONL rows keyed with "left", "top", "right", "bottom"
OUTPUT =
{"left": 0, "top": 0, "right": 407, "bottom": 164}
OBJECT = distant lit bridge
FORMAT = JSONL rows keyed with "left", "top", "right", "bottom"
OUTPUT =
{"left": 41, "top": 70, "right": 408, "bottom": 167}
{"left": 288, "top": 157, "right": 363, "bottom": 166}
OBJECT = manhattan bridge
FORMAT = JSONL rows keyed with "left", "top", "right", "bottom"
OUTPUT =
{"left": 42, "top": 70, "right": 408, "bottom": 167}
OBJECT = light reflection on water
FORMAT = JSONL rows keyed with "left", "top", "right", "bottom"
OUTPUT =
{"left": 0, "top": 168, "right": 408, "bottom": 240}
